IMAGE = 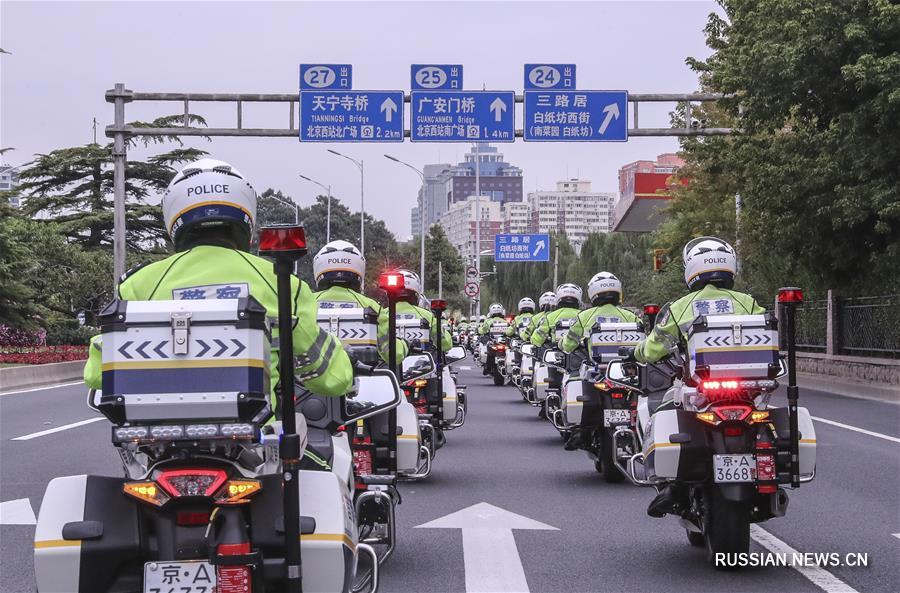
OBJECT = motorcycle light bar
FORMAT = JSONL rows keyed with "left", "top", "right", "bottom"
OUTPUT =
{"left": 157, "top": 468, "right": 229, "bottom": 498}
{"left": 699, "top": 379, "right": 778, "bottom": 396}
{"left": 112, "top": 422, "right": 258, "bottom": 444}
{"left": 258, "top": 225, "right": 308, "bottom": 257}
{"left": 777, "top": 287, "right": 804, "bottom": 304}
{"left": 378, "top": 271, "right": 405, "bottom": 292}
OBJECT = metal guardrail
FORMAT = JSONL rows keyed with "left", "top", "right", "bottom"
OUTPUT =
{"left": 839, "top": 295, "right": 899, "bottom": 358}
{"left": 795, "top": 299, "right": 827, "bottom": 352}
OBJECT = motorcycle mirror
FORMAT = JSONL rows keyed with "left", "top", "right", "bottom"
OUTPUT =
{"left": 605, "top": 360, "right": 642, "bottom": 391}
{"left": 86, "top": 388, "right": 102, "bottom": 413}
{"left": 521, "top": 344, "right": 535, "bottom": 356}
{"left": 343, "top": 371, "right": 403, "bottom": 425}
{"left": 402, "top": 353, "right": 436, "bottom": 381}
{"left": 445, "top": 346, "right": 466, "bottom": 364}
{"left": 542, "top": 349, "right": 564, "bottom": 367}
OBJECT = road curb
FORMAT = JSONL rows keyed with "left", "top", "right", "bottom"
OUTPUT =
{"left": 0, "top": 360, "right": 85, "bottom": 393}
{"left": 798, "top": 372, "right": 900, "bottom": 404}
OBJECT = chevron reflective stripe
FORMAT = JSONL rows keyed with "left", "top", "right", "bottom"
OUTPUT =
{"left": 296, "top": 328, "right": 330, "bottom": 367}
{"left": 299, "top": 336, "right": 337, "bottom": 381}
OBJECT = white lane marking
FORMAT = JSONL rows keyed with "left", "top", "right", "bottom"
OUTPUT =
{"left": 0, "top": 380, "right": 85, "bottom": 396}
{"left": 893, "top": 533, "right": 900, "bottom": 541}
{"left": 0, "top": 498, "right": 36, "bottom": 525}
{"left": 750, "top": 525, "right": 859, "bottom": 593}
{"left": 811, "top": 416, "right": 900, "bottom": 444}
{"left": 11, "top": 417, "right": 103, "bottom": 441}
{"left": 459, "top": 366, "right": 472, "bottom": 370}
{"left": 417, "top": 502, "right": 557, "bottom": 593}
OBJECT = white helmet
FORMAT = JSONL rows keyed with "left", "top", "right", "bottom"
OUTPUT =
{"left": 588, "top": 272, "right": 623, "bottom": 304}
{"left": 312, "top": 240, "right": 365, "bottom": 288}
{"left": 517, "top": 297, "right": 536, "bottom": 313}
{"left": 538, "top": 291, "right": 558, "bottom": 309}
{"left": 162, "top": 158, "right": 257, "bottom": 250}
{"left": 479, "top": 315, "right": 486, "bottom": 322}
{"left": 555, "top": 283, "right": 583, "bottom": 307}
{"left": 488, "top": 302, "right": 505, "bottom": 317}
{"left": 683, "top": 236, "right": 737, "bottom": 290}
{"left": 398, "top": 269, "right": 423, "bottom": 296}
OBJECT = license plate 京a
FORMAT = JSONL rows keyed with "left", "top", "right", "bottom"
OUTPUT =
{"left": 713, "top": 454, "right": 755, "bottom": 483}
{"left": 144, "top": 561, "right": 216, "bottom": 593}
{"left": 603, "top": 409, "right": 631, "bottom": 426}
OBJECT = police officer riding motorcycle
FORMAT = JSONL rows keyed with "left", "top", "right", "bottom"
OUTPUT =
{"left": 478, "top": 303, "right": 511, "bottom": 385}
{"left": 530, "top": 284, "right": 582, "bottom": 418}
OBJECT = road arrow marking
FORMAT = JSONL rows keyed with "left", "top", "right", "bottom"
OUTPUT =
{"left": 0, "top": 498, "right": 36, "bottom": 525}
{"left": 417, "top": 502, "right": 557, "bottom": 593}
{"left": 490, "top": 97, "right": 507, "bottom": 122}
{"left": 598, "top": 102, "right": 620, "bottom": 135}
{"left": 380, "top": 97, "right": 398, "bottom": 122}
{"left": 533, "top": 240, "right": 546, "bottom": 257}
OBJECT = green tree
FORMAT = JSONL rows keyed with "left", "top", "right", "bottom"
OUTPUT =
{"left": 0, "top": 200, "right": 38, "bottom": 328}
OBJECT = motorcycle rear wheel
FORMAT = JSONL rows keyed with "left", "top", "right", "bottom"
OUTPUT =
{"left": 703, "top": 486, "right": 751, "bottom": 568}
{"left": 599, "top": 429, "right": 625, "bottom": 483}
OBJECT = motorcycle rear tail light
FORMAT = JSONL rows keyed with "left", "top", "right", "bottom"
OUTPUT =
{"left": 123, "top": 481, "right": 170, "bottom": 507}
{"left": 724, "top": 426, "right": 744, "bottom": 437}
{"left": 214, "top": 479, "right": 262, "bottom": 505}
{"left": 176, "top": 510, "right": 211, "bottom": 526}
{"left": 610, "top": 391, "right": 624, "bottom": 399}
{"left": 757, "top": 484, "right": 778, "bottom": 494}
{"left": 157, "top": 469, "right": 228, "bottom": 498}
{"left": 713, "top": 405, "right": 752, "bottom": 422}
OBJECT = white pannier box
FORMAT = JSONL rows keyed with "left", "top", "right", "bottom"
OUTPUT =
{"left": 316, "top": 303, "right": 379, "bottom": 364}
{"left": 396, "top": 313, "right": 431, "bottom": 343}
{"left": 98, "top": 298, "right": 271, "bottom": 424}
{"left": 686, "top": 313, "right": 780, "bottom": 382}
{"left": 554, "top": 318, "right": 576, "bottom": 341}
{"left": 589, "top": 321, "right": 644, "bottom": 363}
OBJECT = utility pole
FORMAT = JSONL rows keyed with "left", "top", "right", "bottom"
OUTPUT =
{"left": 327, "top": 150, "right": 365, "bottom": 255}
{"left": 474, "top": 143, "right": 481, "bottom": 316}
{"left": 92, "top": 117, "right": 98, "bottom": 145}
{"left": 553, "top": 238, "right": 559, "bottom": 289}
{"left": 438, "top": 260, "right": 443, "bottom": 299}
{"left": 299, "top": 174, "right": 332, "bottom": 242}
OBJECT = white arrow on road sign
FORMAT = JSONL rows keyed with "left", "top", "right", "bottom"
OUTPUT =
{"left": 417, "top": 502, "right": 557, "bottom": 593}
{"left": 380, "top": 97, "right": 398, "bottom": 122}
{"left": 533, "top": 239, "right": 546, "bottom": 257}
{"left": 489, "top": 97, "right": 507, "bottom": 122}
{"left": 599, "top": 102, "right": 621, "bottom": 135}
{"left": 0, "top": 498, "right": 36, "bottom": 525}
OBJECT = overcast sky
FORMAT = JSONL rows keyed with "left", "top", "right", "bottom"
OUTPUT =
{"left": 1, "top": 0, "right": 719, "bottom": 238}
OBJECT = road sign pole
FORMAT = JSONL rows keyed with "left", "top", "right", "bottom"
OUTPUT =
{"left": 474, "top": 142, "right": 481, "bottom": 317}
{"left": 553, "top": 239, "right": 559, "bottom": 288}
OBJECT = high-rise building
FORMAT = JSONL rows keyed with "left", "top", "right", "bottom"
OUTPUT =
{"left": 502, "top": 202, "right": 529, "bottom": 234}
{"left": 612, "top": 153, "right": 685, "bottom": 232}
{"left": 0, "top": 165, "right": 20, "bottom": 208}
{"left": 411, "top": 144, "right": 522, "bottom": 235}
{"left": 440, "top": 196, "right": 503, "bottom": 264}
{"left": 527, "top": 180, "right": 616, "bottom": 253}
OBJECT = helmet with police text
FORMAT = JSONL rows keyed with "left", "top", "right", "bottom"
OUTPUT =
{"left": 517, "top": 297, "right": 536, "bottom": 313}
{"left": 162, "top": 158, "right": 257, "bottom": 251}
{"left": 555, "top": 283, "right": 583, "bottom": 308}
{"left": 313, "top": 240, "right": 365, "bottom": 289}
{"left": 682, "top": 236, "right": 737, "bottom": 290}
{"left": 588, "top": 272, "right": 623, "bottom": 306}
{"left": 538, "top": 291, "right": 558, "bottom": 311}
{"left": 488, "top": 302, "right": 505, "bottom": 317}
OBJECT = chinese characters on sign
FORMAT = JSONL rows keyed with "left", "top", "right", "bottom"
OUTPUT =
{"left": 494, "top": 234, "right": 550, "bottom": 262}
{"left": 300, "top": 91, "right": 404, "bottom": 142}
{"left": 523, "top": 91, "right": 628, "bottom": 142}
{"left": 411, "top": 91, "right": 514, "bottom": 142}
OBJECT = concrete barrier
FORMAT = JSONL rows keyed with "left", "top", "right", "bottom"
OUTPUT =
{"left": 0, "top": 360, "right": 85, "bottom": 392}
{"left": 797, "top": 352, "right": 900, "bottom": 386}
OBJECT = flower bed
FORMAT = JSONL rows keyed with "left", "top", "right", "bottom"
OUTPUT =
{"left": 0, "top": 345, "right": 89, "bottom": 365}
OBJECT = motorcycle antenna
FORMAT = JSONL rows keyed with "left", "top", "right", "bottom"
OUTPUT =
{"left": 778, "top": 287, "right": 803, "bottom": 488}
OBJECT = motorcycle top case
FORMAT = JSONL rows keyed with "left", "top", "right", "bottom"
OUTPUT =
{"left": 98, "top": 297, "right": 271, "bottom": 423}
{"left": 589, "top": 321, "right": 644, "bottom": 363}
{"left": 487, "top": 319, "right": 510, "bottom": 338}
{"left": 686, "top": 313, "right": 779, "bottom": 382}
{"left": 396, "top": 313, "right": 431, "bottom": 343}
{"left": 554, "top": 318, "right": 576, "bottom": 341}
{"left": 317, "top": 303, "right": 379, "bottom": 363}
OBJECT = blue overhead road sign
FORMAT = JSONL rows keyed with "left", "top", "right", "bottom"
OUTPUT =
{"left": 300, "top": 91, "right": 404, "bottom": 142}
{"left": 524, "top": 64, "right": 576, "bottom": 90}
{"left": 411, "top": 91, "right": 515, "bottom": 142}
{"left": 495, "top": 234, "right": 550, "bottom": 262}
{"left": 411, "top": 65, "right": 463, "bottom": 90}
{"left": 524, "top": 91, "right": 628, "bottom": 142}
{"left": 299, "top": 64, "right": 352, "bottom": 90}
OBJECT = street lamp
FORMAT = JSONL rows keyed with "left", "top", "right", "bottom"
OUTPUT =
{"left": 384, "top": 154, "right": 427, "bottom": 292}
{"left": 298, "top": 174, "right": 332, "bottom": 242}
{"left": 327, "top": 149, "right": 365, "bottom": 256}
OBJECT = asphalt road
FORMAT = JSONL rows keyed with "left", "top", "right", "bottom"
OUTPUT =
{"left": 1, "top": 364, "right": 898, "bottom": 593}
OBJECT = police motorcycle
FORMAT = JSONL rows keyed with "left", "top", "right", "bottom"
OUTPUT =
{"left": 35, "top": 230, "right": 401, "bottom": 593}
{"left": 534, "top": 317, "right": 578, "bottom": 419}
{"left": 546, "top": 321, "right": 645, "bottom": 482}
{"left": 612, "top": 295, "right": 816, "bottom": 566}
{"left": 478, "top": 305, "right": 511, "bottom": 386}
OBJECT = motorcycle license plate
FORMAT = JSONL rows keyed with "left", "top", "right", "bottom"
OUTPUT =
{"left": 603, "top": 409, "right": 631, "bottom": 426}
{"left": 713, "top": 454, "right": 756, "bottom": 483}
{"left": 144, "top": 561, "right": 216, "bottom": 593}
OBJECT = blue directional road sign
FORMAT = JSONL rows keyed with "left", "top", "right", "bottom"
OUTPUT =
{"left": 411, "top": 65, "right": 463, "bottom": 90}
{"left": 524, "top": 91, "right": 628, "bottom": 142}
{"left": 299, "top": 64, "right": 352, "bottom": 90}
{"left": 495, "top": 234, "right": 550, "bottom": 262}
{"left": 524, "top": 64, "right": 576, "bottom": 90}
{"left": 411, "top": 91, "right": 515, "bottom": 142}
{"left": 300, "top": 91, "right": 403, "bottom": 142}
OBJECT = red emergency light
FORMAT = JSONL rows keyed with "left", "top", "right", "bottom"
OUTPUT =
{"left": 777, "top": 287, "right": 804, "bottom": 304}
{"left": 643, "top": 304, "right": 660, "bottom": 316}
{"left": 378, "top": 271, "right": 405, "bottom": 292}
{"left": 258, "top": 226, "right": 307, "bottom": 257}
{"left": 430, "top": 299, "right": 447, "bottom": 312}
